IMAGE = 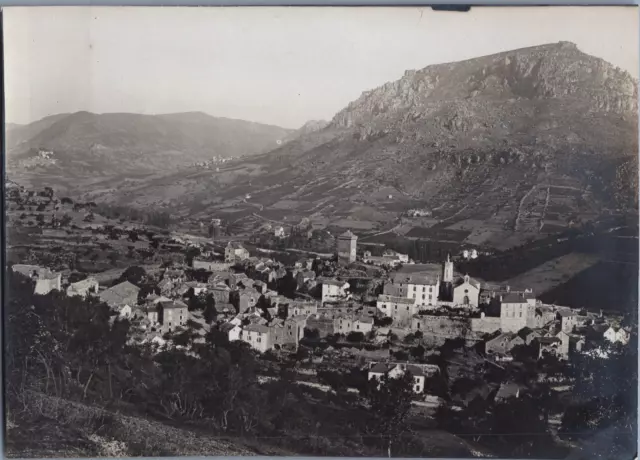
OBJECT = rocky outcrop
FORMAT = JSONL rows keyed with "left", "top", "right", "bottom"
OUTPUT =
{"left": 332, "top": 41, "right": 637, "bottom": 132}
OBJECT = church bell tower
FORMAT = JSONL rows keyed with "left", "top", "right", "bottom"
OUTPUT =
{"left": 443, "top": 254, "right": 454, "bottom": 283}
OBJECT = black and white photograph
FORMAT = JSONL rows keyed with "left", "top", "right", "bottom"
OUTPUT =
{"left": 3, "top": 6, "right": 638, "bottom": 459}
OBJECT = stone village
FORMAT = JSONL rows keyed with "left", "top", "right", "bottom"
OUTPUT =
{"left": 11, "top": 221, "right": 631, "bottom": 405}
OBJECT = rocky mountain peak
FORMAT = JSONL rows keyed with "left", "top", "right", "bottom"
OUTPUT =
{"left": 331, "top": 42, "right": 638, "bottom": 133}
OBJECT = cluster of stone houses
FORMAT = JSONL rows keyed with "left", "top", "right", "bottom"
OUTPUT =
{"left": 366, "top": 255, "right": 630, "bottom": 362}
{"left": 13, "top": 231, "right": 630, "bottom": 366}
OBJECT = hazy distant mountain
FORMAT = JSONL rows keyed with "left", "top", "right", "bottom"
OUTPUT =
{"left": 282, "top": 119, "right": 329, "bottom": 142}
{"left": 6, "top": 111, "right": 293, "bottom": 176}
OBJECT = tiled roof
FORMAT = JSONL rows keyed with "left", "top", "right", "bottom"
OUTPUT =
{"left": 455, "top": 275, "right": 481, "bottom": 289}
{"left": 356, "top": 316, "right": 374, "bottom": 324}
{"left": 369, "top": 363, "right": 390, "bottom": 373}
{"left": 220, "top": 322, "right": 239, "bottom": 333}
{"left": 501, "top": 292, "right": 530, "bottom": 303}
{"left": 538, "top": 337, "right": 561, "bottom": 344}
{"left": 495, "top": 382, "right": 524, "bottom": 399}
{"left": 100, "top": 281, "right": 140, "bottom": 305}
{"left": 159, "top": 300, "right": 188, "bottom": 310}
{"left": 319, "top": 278, "right": 348, "bottom": 287}
{"left": 557, "top": 309, "right": 577, "bottom": 317}
{"left": 391, "top": 272, "right": 439, "bottom": 285}
{"left": 487, "top": 332, "right": 515, "bottom": 344}
{"left": 69, "top": 277, "right": 98, "bottom": 290}
{"left": 245, "top": 324, "right": 270, "bottom": 333}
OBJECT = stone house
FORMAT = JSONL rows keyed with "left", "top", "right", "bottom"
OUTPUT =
{"left": 235, "top": 288, "right": 261, "bottom": 314}
{"left": 163, "top": 268, "right": 187, "bottom": 283}
{"left": 241, "top": 324, "right": 272, "bottom": 353}
{"left": 99, "top": 281, "right": 141, "bottom": 317}
{"left": 12, "top": 264, "right": 62, "bottom": 296}
{"left": 333, "top": 315, "right": 374, "bottom": 335}
{"left": 319, "top": 278, "right": 350, "bottom": 304}
{"left": 305, "top": 315, "right": 335, "bottom": 337}
{"left": 296, "top": 270, "right": 316, "bottom": 289}
{"left": 220, "top": 322, "right": 242, "bottom": 342}
{"left": 368, "top": 362, "right": 439, "bottom": 394}
{"left": 229, "top": 272, "right": 251, "bottom": 290}
{"left": 499, "top": 292, "right": 537, "bottom": 332}
{"left": 270, "top": 318, "right": 303, "bottom": 349}
{"left": 518, "top": 327, "right": 544, "bottom": 345}
{"left": 225, "top": 242, "right": 250, "bottom": 263}
{"left": 533, "top": 305, "right": 557, "bottom": 328}
{"left": 556, "top": 309, "right": 578, "bottom": 333}
{"left": 253, "top": 280, "right": 268, "bottom": 294}
{"left": 288, "top": 300, "right": 319, "bottom": 317}
{"left": 376, "top": 294, "right": 416, "bottom": 325}
{"left": 294, "top": 258, "right": 314, "bottom": 271}
{"left": 143, "top": 306, "right": 160, "bottom": 325}
{"left": 385, "top": 267, "right": 441, "bottom": 308}
{"left": 485, "top": 332, "right": 525, "bottom": 356}
{"left": 209, "top": 283, "right": 232, "bottom": 304}
{"left": 158, "top": 300, "right": 189, "bottom": 333}
{"left": 66, "top": 277, "right": 99, "bottom": 298}
{"left": 192, "top": 259, "right": 231, "bottom": 272}
{"left": 537, "top": 337, "right": 564, "bottom": 359}
{"left": 604, "top": 325, "right": 630, "bottom": 345}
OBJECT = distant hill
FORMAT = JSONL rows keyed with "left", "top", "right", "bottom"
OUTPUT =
{"left": 6, "top": 111, "right": 293, "bottom": 177}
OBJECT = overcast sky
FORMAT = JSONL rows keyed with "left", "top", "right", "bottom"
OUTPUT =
{"left": 4, "top": 6, "right": 638, "bottom": 129}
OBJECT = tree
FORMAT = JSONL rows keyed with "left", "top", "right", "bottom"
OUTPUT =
{"left": 203, "top": 294, "right": 218, "bottom": 323}
{"left": 491, "top": 396, "right": 560, "bottom": 458}
{"left": 366, "top": 371, "right": 414, "bottom": 456}
{"left": 115, "top": 266, "right": 146, "bottom": 286}
{"left": 560, "top": 338, "right": 637, "bottom": 458}
{"left": 185, "top": 247, "right": 201, "bottom": 266}
{"left": 410, "top": 344, "right": 425, "bottom": 359}
{"left": 60, "top": 214, "right": 73, "bottom": 227}
{"left": 346, "top": 331, "right": 365, "bottom": 343}
{"left": 276, "top": 270, "right": 298, "bottom": 298}
{"left": 403, "top": 333, "right": 416, "bottom": 344}
{"left": 303, "top": 328, "right": 320, "bottom": 339}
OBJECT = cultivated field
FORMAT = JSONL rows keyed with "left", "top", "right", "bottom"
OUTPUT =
{"left": 505, "top": 252, "right": 601, "bottom": 295}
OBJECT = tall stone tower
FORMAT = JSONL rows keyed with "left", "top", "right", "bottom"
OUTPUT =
{"left": 336, "top": 230, "right": 358, "bottom": 264}
{"left": 440, "top": 254, "right": 455, "bottom": 301}
{"left": 443, "top": 254, "right": 454, "bottom": 283}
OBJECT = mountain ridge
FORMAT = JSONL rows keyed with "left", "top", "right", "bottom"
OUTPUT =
{"left": 6, "top": 111, "right": 294, "bottom": 176}
{"left": 8, "top": 42, "right": 639, "bottom": 247}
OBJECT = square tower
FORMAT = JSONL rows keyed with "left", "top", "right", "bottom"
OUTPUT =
{"left": 336, "top": 230, "right": 357, "bottom": 264}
